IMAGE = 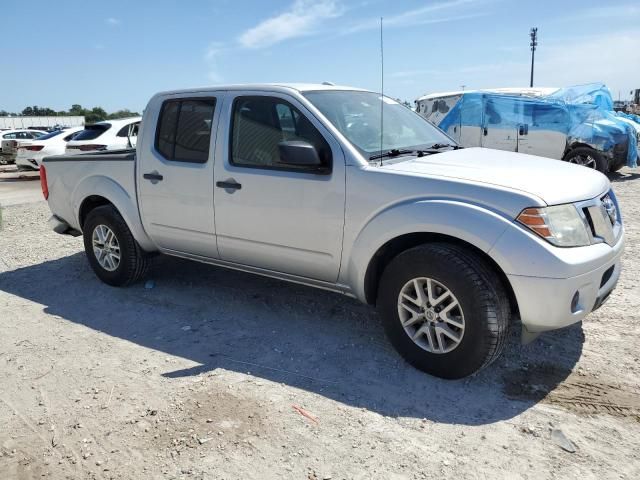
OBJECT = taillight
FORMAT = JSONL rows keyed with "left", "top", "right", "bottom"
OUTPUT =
{"left": 24, "top": 145, "right": 44, "bottom": 151}
{"left": 77, "top": 144, "right": 107, "bottom": 152}
{"left": 40, "top": 165, "right": 49, "bottom": 200}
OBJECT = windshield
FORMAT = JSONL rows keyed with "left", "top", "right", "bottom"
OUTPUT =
{"left": 303, "top": 90, "right": 454, "bottom": 158}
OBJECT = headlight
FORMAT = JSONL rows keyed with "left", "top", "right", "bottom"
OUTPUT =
{"left": 517, "top": 204, "right": 591, "bottom": 247}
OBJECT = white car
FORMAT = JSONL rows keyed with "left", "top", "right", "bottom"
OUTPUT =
{"left": 65, "top": 117, "right": 141, "bottom": 154}
{"left": 15, "top": 127, "right": 84, "bottom": 171}
{"left": 0, "top": 129, "right": 47, "bottom": 164}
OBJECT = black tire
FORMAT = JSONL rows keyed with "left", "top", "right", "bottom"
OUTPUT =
{"left": 610, "top": 160, "right": 626, "bottom": 172}
{"left": 377, "top": 243, "right": 511, "bottom": 379}
{"left": 83, "top": 205, "right": 149, "bottom": 287}
{"left": 563, "top": 147, "right": 608, "bottom": 173}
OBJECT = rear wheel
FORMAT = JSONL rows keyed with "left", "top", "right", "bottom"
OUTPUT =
{"left": 83, "top": 205, "right": 149, "bottom": 286}
{"left": 563, "top": 147, "right": 608, "bottom": 173}
{"left": 377, "top": 243, "right": 511, "bottom": 379}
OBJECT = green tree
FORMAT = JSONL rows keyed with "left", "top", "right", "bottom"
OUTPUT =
{"left": 69, "top": 104, "right": 85, "bottom": 116}
{"left": 107, "top": 109, "right": 140, "bottom": 119}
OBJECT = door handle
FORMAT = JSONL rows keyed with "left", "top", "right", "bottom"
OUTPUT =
{"left": 216, "top": 180, "right": 242, "bottom": 190}
{"left": 483, "top": 127, "right": 488, "bottom": 136}
{"left": 143, "top": 172, "right": 163, "bottom": 182}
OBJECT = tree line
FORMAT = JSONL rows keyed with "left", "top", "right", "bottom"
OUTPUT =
{"left": 0, "top": 105, "right": 141, "bottom": 124}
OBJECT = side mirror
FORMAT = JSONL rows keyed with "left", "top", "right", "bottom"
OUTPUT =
{"left": 278, "top": 140, "right": 322, "bottom": 167}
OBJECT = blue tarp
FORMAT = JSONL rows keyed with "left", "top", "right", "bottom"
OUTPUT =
{"left": 437, "top": 83, "right": 638, "bottom": 168}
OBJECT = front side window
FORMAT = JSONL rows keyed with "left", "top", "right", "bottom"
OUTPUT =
{"left": 155, "top": 99, "right": 216, "bottom": 163}
{"left": 230, "top": 96, "right": 331, "bottom": 171}
{"left": 304, "top": 90, "right": 453, "bottom": 158}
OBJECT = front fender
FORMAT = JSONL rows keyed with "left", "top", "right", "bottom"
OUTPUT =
{"left": 72, "top": 175, "right": 156, "bottom": 252}
{"left": 342, "top": 200, "right": 514, "bottom": 302}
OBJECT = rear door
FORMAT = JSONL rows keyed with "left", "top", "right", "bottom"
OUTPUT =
{"left": 137, "top": 94, "right": 221, "bottom": 258}
{"left": 212, "top": 92, "right": 345, "bottom": 282}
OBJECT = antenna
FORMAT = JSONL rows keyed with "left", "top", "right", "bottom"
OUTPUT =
{"left": 379, "top": 16, "right": 384, "bottom": 167}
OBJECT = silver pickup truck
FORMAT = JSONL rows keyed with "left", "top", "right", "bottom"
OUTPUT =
{"left": 41, "top": 83, "right": 624, "bottom": 379}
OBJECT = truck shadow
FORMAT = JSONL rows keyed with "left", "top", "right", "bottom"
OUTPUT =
{"left": 0, "top": 252, "right": 584, "bottom": 425}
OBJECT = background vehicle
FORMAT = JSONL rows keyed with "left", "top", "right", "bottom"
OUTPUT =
{"left": 15, "top": 127, "right": 83, "bottom": 170}
{"left": 65, "top": 117, "right": 141, "bottom": 154}
{"left": 416, "top": 84, "right": 639, "bottom": 173}
{"left": 0, "top": 129, "right": 47, "bottom": 164}
{"left": 42, "top": 84, "right": 624, "bottom": 379}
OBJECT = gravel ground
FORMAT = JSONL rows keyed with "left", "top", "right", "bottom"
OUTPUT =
{"left": 0, "top": 169, "right": 639, "bottom": 479}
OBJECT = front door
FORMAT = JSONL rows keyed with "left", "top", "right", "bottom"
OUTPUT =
{"left": 213, "top": 93, "right": 346, "bottom": 282}
{"left": 137, "top": 94, "right": 221, "bottom": 258}
{"left": 481, "top": 96, "right": 518, "bottom": 152}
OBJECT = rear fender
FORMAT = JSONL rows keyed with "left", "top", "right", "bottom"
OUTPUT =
{"left": 72, "top": 175, "right": 156, "bottom": 251}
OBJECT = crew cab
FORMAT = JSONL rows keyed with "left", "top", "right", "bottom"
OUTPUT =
{"left": 41, "top": 84, "right": 624, "bottom": 379}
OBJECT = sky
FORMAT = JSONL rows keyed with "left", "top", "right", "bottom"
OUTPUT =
{"left": 2, "top": 0, "right": 639, "bottom": 113}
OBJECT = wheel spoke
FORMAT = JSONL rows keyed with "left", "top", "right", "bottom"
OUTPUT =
{"left": 413, "top": 279, "right": 428, "bottom": 306}
{"left": 402, "top": 292, "right": 421, "bottom": 307}
{"left": 440, "top": 301, "right": 464, "bottom": 328}
{"left": 400, "top": 303, "right": 424, "bottom": 326}
{"left": 436, "top": 323, "right": 462, "bottom": 343}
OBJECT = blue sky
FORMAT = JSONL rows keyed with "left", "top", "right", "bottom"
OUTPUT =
{"left": 2, "top": 0, "right": 639, "bottom": 112}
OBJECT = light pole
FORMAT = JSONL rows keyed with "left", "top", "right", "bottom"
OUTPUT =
{"left": 529, "top": 27, "right": 538, "bottom": 88}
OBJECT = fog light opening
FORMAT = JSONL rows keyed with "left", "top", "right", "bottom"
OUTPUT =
{"left": 571, "top": 291, "right": 580, "bottom": 313}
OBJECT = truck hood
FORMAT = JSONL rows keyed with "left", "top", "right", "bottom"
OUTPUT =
{"left": 382, "top": 147, "right": 609, "bottom": 205}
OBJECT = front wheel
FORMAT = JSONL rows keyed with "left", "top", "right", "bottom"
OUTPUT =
{"left": 377, "top": 243, "right": 511, "bottom": 379}
{"left": 83, "top": 205, "right": 149, "bottom": 286}
{"left": 563, "top": 147, "right": 608, "bottom": 173}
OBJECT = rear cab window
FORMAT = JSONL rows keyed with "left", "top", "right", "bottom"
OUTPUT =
{"left": 155, "top": 98, "right": 216, "bottom": 163}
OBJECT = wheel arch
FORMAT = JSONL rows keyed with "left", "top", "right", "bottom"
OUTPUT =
{"left": 363, "top": 232, "right": 519, "bottom": 317}
{"left": 562, "top": 142, "right": 596, "bottom": 159}
{"left": 73, "top": 175, "right": 156, "bottom": 252}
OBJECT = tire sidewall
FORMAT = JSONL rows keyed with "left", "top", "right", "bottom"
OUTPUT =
{"left": 83, "top": 209, "right": 135, "bottom": 286}
{"left": 379, "top": 247, "right": 497, "bottom": 379}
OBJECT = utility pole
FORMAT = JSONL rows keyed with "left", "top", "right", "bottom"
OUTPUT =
{"left": 529, "top": 27, "right": 538, "bottom": 88}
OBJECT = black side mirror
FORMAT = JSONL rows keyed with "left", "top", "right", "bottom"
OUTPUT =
{"left": 278, "top": 140, "right": 322, "bottom": 168}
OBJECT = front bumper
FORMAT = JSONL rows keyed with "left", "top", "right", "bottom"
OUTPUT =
{"left": 507, "top": 232, "right": 624, "bottom": 333}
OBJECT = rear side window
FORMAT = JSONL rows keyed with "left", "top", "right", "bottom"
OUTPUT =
{"left": 73, "top": 124, "right": 111, "bottom": 141}
{"left": 155, "top": 98, "right": 216, "bottom": 163}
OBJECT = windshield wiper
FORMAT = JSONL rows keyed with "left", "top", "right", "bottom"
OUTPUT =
{"left": 369, "top": 148, "right": 415, "bottom": 161}
{"left": 424, "top": 143, "right": 462, "bottom": 151}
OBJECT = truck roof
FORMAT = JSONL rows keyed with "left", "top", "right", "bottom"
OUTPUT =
{"left": 417, "top": 87, "right": 560, "bottom": 101}
{"left": 155, "top": 83, "right": 370, "bottom": 97}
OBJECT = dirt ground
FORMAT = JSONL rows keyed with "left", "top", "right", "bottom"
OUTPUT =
{"left": 0, "top": 168, "right": 639, "bottom": 480}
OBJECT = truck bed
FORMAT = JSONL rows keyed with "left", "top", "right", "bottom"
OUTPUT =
{"left": 42, "top": 149, "right": 139, "bottom": 235}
